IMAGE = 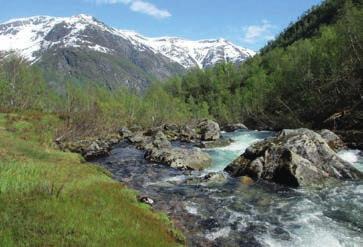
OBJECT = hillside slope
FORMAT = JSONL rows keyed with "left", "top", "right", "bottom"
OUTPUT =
{"left": 261, "top": 0, "right": 354, "bottom": 53}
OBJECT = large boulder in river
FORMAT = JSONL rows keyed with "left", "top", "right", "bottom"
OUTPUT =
{"left": 198, "top": 119, "right": 220, "bottom": 141}
{"left": 145, "top": 146, "right": 212, "bottom": 170}
{"left": 225, "top": 128, "right": 362, "bottom": 187}
{"left": 279, "top": 128, "right": 345, "bottom": 151}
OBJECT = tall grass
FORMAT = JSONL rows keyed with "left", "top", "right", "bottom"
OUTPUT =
{"left": 0, "top": 113, "right": 184, "bottom": 246}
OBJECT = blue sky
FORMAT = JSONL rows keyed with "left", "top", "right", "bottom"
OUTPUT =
{"left": 0, "top": 0, "right": 323, "bottom": 51}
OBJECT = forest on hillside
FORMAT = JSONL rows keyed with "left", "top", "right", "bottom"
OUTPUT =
{"left": 164, "top": 0, "right": 362, "bottom": 130}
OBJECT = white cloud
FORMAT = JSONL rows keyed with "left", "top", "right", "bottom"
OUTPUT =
{"left": 130, "top": 1, "right": 171, "bottom": 19}
{"left": 243, "top": 20, "right": 275, "bottom": 44}
{"left": 91, "top": 0, "right": 171, "bottom": 19}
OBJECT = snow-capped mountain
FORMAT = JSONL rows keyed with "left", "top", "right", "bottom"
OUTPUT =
{"left": 0, "top": 14, "right": 254, "bottom": 68}
{"left": 118, "top": 30, "right": 255, "bottom": 68}
{"left": 0, "top": 14, "right": 255, "bottom": 89}
{"left": 0, "top": 15, "right": 112, "bottom": 62}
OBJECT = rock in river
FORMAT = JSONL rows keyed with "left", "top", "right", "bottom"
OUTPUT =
{"left": 225, "top": 128, "right": 362, "bottom": 187}
{"left": 126, "top": 130, "right": 212, "bottom": 170}
{"left": 198, "top": 119, "right": 220, "bottom": 141}
{"left": 145, "top": 146, "right": 212, "bottom": 170}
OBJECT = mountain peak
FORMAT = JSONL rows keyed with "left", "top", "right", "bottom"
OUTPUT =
{"left": 75, "top": 13, "right": 94, "bottom": 20}
{"left": 66, "top": 14, "right": 104, "bottom": 27}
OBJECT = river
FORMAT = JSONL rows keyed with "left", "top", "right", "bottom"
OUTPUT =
{"left": 96, "top": 130, "right": 363, "bottom": 247}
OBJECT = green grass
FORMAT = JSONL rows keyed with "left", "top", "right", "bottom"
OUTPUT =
{"left": 0, "top": 113, "right": 184, "bottom": 247}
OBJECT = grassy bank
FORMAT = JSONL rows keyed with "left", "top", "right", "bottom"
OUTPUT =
{"left": 0, "top": 113, "right": 184, "bottom": 246}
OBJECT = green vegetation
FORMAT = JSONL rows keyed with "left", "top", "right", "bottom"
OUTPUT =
{"left": 164, "top": 0, "right": 362, "bottom": 130}
{"left": 0, "top": 113, "right": 184, "bottom": 246}
{"left": 261, "top": 0, "right": 355, "bottom": 53}
{"left": 0, "top": 57, "right": 196, "bottom": 141}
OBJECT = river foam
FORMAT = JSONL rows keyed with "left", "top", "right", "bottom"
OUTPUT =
{"left": 338, "top": 149, "right": 363, "bottom": 171}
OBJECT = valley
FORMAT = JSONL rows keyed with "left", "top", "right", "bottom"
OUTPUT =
{"left": 0, "top": 0, "right": 362, "bottom": 246}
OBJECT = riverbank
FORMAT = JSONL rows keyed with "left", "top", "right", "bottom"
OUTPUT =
{"left": 0, "top": 113, "right": 184, "bottom": 246}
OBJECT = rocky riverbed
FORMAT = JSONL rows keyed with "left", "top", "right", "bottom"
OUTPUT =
{"left": 95, "top": 129, "right": 363, "bottom": 247}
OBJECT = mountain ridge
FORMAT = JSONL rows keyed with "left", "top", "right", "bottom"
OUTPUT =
{"left": 117, "top": 29, "right": 255, "bottom": 68}
{"left": 0, "top": 14, "right": 255, "bottom": 69}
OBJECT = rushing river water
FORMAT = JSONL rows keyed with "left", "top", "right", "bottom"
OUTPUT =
{"left": 96, "top": 130, "right": 363, "bottom": 247}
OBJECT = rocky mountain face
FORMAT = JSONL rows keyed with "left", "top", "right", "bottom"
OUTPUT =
{"left": 0, "top": 14, "right": 255, "bottom": 90}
